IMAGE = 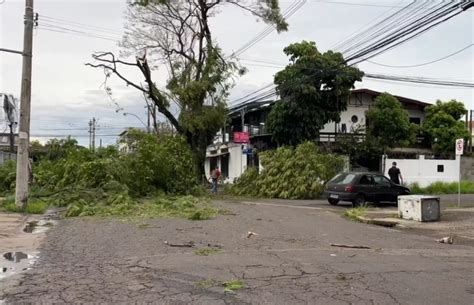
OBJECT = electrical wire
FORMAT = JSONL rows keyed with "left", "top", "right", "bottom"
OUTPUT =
{"left": 230, "top": 0, "right": 472, "bottom": 107}
{"left": 367, "top": 44, "right": 473, "bottom": 68}
{"left": 312, "top": 0, "right": 407, "bottom": 8}
{"left": 37, "top": 26, "right": 120, "bottom": 42}
{"left": 38, "top": 14, "right": 123, "bottom": 35}
{"left": 229, "top": 0, "right": 306, "bottom": 58}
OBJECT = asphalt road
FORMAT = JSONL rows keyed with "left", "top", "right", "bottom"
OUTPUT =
{"left": 1, "top": 199, "right": 474, "bottom": 304}
{"left": 246, "top": 194, "right": 474, "bottom": 209}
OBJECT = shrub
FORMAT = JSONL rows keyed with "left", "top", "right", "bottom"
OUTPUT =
{"left": 33, "top": 132, "right": 198, "bottom": 197}
{"left": 0, "top": 160, "right": 16, "bottom": 194}
{"left": 409, "top": 181, "right": 474, "bottom": 195}
{"left": 233, "top": 142, "right": 345, "bottom": 199}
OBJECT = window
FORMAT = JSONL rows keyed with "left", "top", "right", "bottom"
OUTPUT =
{"left": 437, "top": 165, "right": 444, "bottom": 173}
{"left": 410, "top": 117, "right": 421, "bottom": 125}
{"left": 359, "top": 175, "right": 374, "bottom": 185}
{"left": 351, "top": 115, "right": 359, "bottom": 123}
{"left": 329, "top": 173, "right": 356, "bottom": 185}
{"left": 373, "top": 175, "right": 391, "bottom": 187}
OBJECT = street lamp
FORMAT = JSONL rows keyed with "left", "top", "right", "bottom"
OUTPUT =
{"left": 123, "top": 112, "right": 149, "bottom": 133}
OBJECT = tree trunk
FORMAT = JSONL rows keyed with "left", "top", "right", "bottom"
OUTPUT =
{"left": 186, "top": 130, "right": 212, "bottom": 185}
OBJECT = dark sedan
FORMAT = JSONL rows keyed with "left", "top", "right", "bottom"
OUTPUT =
{"left": 323, "top": 172, "right": 410, "bottom": 207}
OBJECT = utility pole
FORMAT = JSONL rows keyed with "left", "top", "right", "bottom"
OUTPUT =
{"left": 92, "top": 117, "right": 96, "bottom": 151}
{"left": 88, "top": 119, "right": 92, "bottom": 149}
{"left": 15, "top": 0, "right": 35, "bottom": 209}
{"left": 146, "top": 105, "right": 151, "bottom": 133}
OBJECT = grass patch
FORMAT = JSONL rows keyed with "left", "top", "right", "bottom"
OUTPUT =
{"left": 410, "top": 181, "right": 474, "bottom": 195}
{"left": 194, "top": 247, "right": 221, "bottom": 256}
{"left": 0, "top": 196, "right": 48, "bottom": 214}
{"left": 343, "top": 207, "right": 367, "bottom": 221}
{"left": 222, "top": 280, "right": 244, "bottom": 292}
{"left": 195, "top": 279, "right": 218, "bottom": 289}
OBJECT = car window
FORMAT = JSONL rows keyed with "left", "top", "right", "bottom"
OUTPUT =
{"left": 329, "top": 173, "right": 356, "bottom": 185}
{"left": 374, "top": 175, "right": 391, "bottom": 186}
{"left": 359, "top": 175, "right": 374, "bottom": 185}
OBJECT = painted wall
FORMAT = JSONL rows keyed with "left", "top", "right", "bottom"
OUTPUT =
{"left": 320, "top": 93, "right": 426, "bottom": 137}
{"left": 461, "top": 157, "right": 474, "bottom": 182}
{"left": 384, "top": 155, "right": 460, "bottom": 187}
{"left": 205, "top": 143, "right": 247, "bottom": 183}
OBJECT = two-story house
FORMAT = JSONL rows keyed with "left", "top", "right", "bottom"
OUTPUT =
{"left": 205, "top": 88, "right": 431, "bottom": 183}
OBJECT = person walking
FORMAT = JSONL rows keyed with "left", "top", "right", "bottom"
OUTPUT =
{"left": 210, "top": 166, "right": 221, "bottom": 194}
{"left": 388, "top": 162, "right": 403, "bottom": 185}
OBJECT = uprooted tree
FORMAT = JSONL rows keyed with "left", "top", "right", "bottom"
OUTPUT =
{"left": 87, "top": 0, "right": 288, "bottom": 178}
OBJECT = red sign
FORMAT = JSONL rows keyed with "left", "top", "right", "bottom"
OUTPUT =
{"left": 234, "top": 132, "right": 249, "bottom": 143}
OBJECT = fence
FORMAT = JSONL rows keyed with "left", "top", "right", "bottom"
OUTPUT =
{"left": 0, "top": 151, "right": 16, "bottom": 165}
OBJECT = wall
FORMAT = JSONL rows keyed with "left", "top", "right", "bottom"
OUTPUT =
{"left": 205, "top": 143, "right": 247, "bottom": 183}
{"left": 384, "top": 155, "right": 460, "bottom": 187}
{"left": 320, "top": 93, "right": 426, "bottom": 137}
{"left": 321, "top": 94, "right": 371, "bottom": 135}
{"left": 0, "top": 152, "right": 16, "bottom": 165}
{"left": 461, "top": 157, "right": 474, "bottom": 182}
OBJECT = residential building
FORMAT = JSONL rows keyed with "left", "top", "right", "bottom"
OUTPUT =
{"left": 205, "top": 88, "right": 431, "bottom": 183}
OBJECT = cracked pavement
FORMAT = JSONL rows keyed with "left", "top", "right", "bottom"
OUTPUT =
{"left": 1, "top": 200, "right": 474, "bottom": 304}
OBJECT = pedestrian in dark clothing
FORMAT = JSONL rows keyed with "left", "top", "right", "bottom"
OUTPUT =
{"left": 388, "top": 162, "right": 403, "bottom": 185}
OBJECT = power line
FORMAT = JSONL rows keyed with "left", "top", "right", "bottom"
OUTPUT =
{"left": 367, "top": 44, "right": 473, "bottom": 68}
{"left": 229, "top": 0, "right": 306, "bottom": 58}
{"left": 38, "top": 14, "right": 123, "bottom": 35}
{"left": 230, "top": 0, "right": 472, "bottom": 106}
{"left": 312, "top": 0, "right": 407, "bottom": 8}
{"left": 37, "top": 27, "right": 119, "bottom": 42}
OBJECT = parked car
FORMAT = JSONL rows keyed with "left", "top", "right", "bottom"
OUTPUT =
{"left": 323, "top": 172, "right": 410, "bottom": 207}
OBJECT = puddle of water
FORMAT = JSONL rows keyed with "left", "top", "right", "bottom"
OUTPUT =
{"left": 23, "top": 219, "right": 57, "bottom": 234}
{"left": 1, "top": 251, "right": 39, "bottom": 281}
{"left": 3, "top": 252, "right": 28, "bottom": 263}
{"left": 23, "top": 221, "right": 38, "bottom": 233}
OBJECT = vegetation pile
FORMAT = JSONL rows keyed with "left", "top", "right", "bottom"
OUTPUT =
{"left": 232, "top": 142, "right": 345, "bottom": 199}
{"left": 0, "top": 130, "right": 216, "bottom": 219}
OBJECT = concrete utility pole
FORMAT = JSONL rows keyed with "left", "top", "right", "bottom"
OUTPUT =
{"left": 88, "top": 119, "right": 92, "bottom": 149}
{"left": 93, "top": 118, "right": 97, "bottom": 151}
{"left": 15, "top": 0, "right": 35, "bottom": 209}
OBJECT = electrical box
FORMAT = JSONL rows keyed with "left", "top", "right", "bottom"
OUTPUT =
{"left": 398, "top": 195, "right": 440, "bottom": 222}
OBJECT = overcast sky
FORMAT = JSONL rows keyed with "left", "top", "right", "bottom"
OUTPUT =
{"left": 1, "top": 0, "right": 473, "bottom": 146}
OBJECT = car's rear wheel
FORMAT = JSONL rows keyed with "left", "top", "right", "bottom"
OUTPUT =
{"left": 328, "top": 198, "right": 339, "bottom": 205}
{"left": 353, "top": 194, "right": 366, "bottom": 207}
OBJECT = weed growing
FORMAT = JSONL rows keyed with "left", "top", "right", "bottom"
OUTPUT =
{"left": 343, "top": 207, "right": 367, "bottom": 221}
{"left": 194, "top": 248, "right": 221, "bottom": 256}
{"left": 195, "top": 279, "right": 218, "bottom": 289}
{"left": 222, "top": 280, "right": 244, "bottom": 292}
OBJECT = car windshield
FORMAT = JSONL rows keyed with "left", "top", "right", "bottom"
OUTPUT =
{"left": 329, "top": 173, "right": 356, "bottom": 185}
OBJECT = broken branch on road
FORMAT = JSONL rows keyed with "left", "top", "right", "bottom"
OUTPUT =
{"left": 164, "top": 241, "right": 195, "bottom": 248}
{"left": 331, "top": 243, "right": 372, "bottom": 249}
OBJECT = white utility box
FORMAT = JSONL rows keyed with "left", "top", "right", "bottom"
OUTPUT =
{"left": 398, "top": 195, "right": 440, "bottom": 222}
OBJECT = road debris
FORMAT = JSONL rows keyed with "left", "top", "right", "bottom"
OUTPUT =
{"left": 164, "top": 241, "right": 195, "bottom": 248}
{"left": 331, "top": 243, "right": 372, "bottom": 249}
{"left": 437, "top": 236, "right": 454, "bottom": 244}
{"left": 247, "top": 231, "right": 258, "bottom": 238}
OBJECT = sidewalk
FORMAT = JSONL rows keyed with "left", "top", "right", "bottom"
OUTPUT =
{"left": 359, "top": 206, "right": 474, "bottom": 246}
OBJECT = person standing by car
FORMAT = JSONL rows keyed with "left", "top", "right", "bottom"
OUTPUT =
{"left": 210, "top": 166, "right": 221, "bottom": 194}
{"left": 388, "top": 162, "right": 403, "bottom": 185}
